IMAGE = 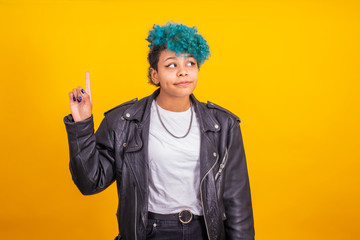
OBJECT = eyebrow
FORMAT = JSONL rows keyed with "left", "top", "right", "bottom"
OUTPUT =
{"left": 164, "top": 57, "right": 177, "bottom": 62}
{"left": 163, "top": 55, "right": 194, "bottom": 62}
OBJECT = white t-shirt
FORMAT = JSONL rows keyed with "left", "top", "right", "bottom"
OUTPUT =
{"left": 148, "top": 100, "right": 202, "bottom": 215}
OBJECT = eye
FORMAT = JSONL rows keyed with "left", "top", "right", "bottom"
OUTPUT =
{"left": 166, "top": 63, "right": 176, "bottom": 68}
{"left": 187, "top": 61, "right": 197, "bottom": 67}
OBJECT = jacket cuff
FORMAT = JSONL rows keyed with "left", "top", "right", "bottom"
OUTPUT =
{"left": 63, "top": 114, "right": 94, "bottom": 138}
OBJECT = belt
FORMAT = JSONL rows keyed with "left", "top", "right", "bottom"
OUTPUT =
{"left": 148, "top": 210, "right": 203, "bottom": 224}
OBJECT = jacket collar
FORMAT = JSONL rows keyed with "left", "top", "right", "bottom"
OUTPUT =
{"left": 191, "top": 95, "right": 221, "bottom": 133}
{"left": 123, "top": 88, "right": 221, "bottom": 133}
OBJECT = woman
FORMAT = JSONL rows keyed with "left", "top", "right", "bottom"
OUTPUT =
{"left": 64, "top": 21, "right": 254, "bottom": 240}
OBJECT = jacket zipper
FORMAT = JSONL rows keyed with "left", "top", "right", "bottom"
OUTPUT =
{"left": 215, "top": 149, "right": 228, "bottom": 181}
{"left": 134, "top": 185, "right": 138, "bottom": 240}
{"left": 200, "top": 152, "right": 219, "bottom": 240}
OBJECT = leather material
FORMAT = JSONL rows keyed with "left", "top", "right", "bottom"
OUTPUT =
{"left": 64, "top": 89, "right": 255, "bottom": 240}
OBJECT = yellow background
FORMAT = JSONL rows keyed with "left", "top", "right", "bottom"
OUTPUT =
{"left": 1, "top": 0, "right": 359, "bottom": 239}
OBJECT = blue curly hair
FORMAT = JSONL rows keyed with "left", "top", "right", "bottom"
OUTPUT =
{"left": 146, "top": 21, "right": 211, "bottom": 85}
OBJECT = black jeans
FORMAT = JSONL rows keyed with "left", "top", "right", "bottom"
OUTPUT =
{"left": 146, "top": 214, "right": 209, "bottom": 240}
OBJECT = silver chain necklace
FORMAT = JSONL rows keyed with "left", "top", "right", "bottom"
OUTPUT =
{"left": 155, "top": 99, "right": 193, "bottom": 139}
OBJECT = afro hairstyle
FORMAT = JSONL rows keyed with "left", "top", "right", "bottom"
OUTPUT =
{"left": 146, "top": 21, "right": 211, "bottom": 86}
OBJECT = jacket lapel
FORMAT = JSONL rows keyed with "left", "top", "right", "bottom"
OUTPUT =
{"left": 191, "top": 94, "right": 221, "bottom": 180}
{"left": 192, "top": 95, "right": 225, "bottom": 239}
{"left": 122, "top": 90, "right": 159, "bottom": 229}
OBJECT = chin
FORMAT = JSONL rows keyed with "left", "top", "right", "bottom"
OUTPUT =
{"left": 174, "top": 88, "right": 195, "bottom": 97}
{"left": 160, "top": 84, "right": 196, "bottom": 98}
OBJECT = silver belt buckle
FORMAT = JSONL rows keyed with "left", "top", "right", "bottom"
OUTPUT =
{"left": 178, "top": 209, "right": 193, "bottom": 224}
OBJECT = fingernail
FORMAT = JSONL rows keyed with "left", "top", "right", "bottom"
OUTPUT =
{"left": 73, "top": 97, "right": 76, "bottom": 101}
{"left": 77, "top": 96, "right": 82, "bottom": 102}
{"left": 81, "top": 89, "right": 86, "bottom": 94}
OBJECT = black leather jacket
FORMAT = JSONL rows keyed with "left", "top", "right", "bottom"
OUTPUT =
{"left": 63, "top": 89, "right": 254, "bottom": 240}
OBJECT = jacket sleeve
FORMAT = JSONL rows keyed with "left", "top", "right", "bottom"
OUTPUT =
{"left": 63, "top": 113, "right": 116, "bottom": 195}
{"left": 223, "top": 121, "right": 255, "bottom": 240}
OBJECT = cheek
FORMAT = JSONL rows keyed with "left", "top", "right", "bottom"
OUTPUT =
{"left": 192, "top": 70, "right": 199, "bottom": 79}
{"left": 161, "top": 71, "right": 176, "bottom": 79}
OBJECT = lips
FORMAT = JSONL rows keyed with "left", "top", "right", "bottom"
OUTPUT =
{"left": 174, "top": 81, "right": 191, "bottom": 86}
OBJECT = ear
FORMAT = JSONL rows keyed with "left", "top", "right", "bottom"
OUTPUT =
{"left": 150, "top": 68, "right": 159, "bottom": 85}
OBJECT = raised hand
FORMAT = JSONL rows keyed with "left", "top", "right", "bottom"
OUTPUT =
{"left": 68, "top": 71, "right": 93, "bottom": 122}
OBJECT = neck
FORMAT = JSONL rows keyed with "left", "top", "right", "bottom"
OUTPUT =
{"left": 156, "top": 91, "right": 191, "bottom": 112}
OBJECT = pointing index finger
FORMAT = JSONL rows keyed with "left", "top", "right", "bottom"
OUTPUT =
{"left": 85, "top": 71, "right": 91, "bottom": 94}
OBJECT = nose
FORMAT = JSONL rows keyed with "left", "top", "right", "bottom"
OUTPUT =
{"left": 177, "top": 64, "right": 188, "bottom": 77}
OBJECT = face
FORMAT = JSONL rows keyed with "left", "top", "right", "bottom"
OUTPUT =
{"left": 151, "top": 49, "right": 199, "bottom": 99}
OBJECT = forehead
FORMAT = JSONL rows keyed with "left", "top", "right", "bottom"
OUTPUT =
{"left": 159, "top": 49, "right": 194, "bottom": 60}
